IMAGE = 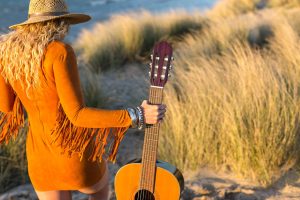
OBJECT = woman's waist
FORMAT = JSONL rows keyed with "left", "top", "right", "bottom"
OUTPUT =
{"left": 27, "top": 107, "right": 58, "bottom": 126}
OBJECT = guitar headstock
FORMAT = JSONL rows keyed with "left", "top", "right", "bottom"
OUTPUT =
{"left": 149, "top": 41, "right": 173, "bottom": 87}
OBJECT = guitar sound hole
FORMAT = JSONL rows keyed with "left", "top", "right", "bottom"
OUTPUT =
{"left": 134, "top": 190, "right": 155, "bottom": 200}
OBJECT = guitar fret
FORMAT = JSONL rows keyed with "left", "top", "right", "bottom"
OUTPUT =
{"left": 145, "top": 138, "right": 159, "bottom": 142}
{"left": 141, "top": 156, "right": 157, "bottom": 162}
{"left": 143, "top": 150, "right": 158, "bottom": 153}
{"left": 141, "top": 169, "right": 156, "bottom": 178}
{"left": 143, "top": 148, "right": 158, "bottom": 153}
{"left": 140, "top": 165, "right": 156, "bottom": 171}
{"left": 145, "top": 129, "right": 159, "bottom": 132}
{"left": 143, "top": 145, "right": 158, "bottom": 152}
{"left": 142, "top": 153, "right": 157, "bottom": 159}
{"left": 151, "top": 96, "right": 163, "bottom": 98}
{"left": 146, "top": 129, "right": 159, "bottom": 132}
{"left": 142, "top": 147, "right": 158, "bottom": 155}
{"left": 142, "top": 155, "right": 157, "bottom": 160}
{"left": 140, "top": 168, "right": 156, "bottom": 174}
{"left": 146, "top": 129, "right": 160, "bottom": 132}
{"left": 146, "top": 135, "right": 158, "bottom": 138}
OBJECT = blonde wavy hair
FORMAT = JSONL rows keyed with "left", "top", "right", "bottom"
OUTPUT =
{"left": 0, "top": 19, "right": 70, "bottom": 97}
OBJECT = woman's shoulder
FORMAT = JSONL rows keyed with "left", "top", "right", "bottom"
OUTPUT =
{"left": 46, "top": 40, "right": 75, "bottom": 56}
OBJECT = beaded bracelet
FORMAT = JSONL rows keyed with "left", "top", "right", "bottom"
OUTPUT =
{"left": 136, "top": 106, "right": 145, "bottom": 130}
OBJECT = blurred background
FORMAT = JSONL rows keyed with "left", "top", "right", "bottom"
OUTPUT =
{"left": 3, "top": 0, "right": 300, "bottom": 200}
{"left": 0, "top": 0, "right": 216, "bottom": 40}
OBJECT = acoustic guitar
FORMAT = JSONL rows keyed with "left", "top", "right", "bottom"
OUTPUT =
{"left": 115, "top": 41, "right": 184, "bottom": 200}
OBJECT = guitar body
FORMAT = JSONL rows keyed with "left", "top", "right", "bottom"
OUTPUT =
{"left": 115, "top": 159, "right": 184, "bottom": 200}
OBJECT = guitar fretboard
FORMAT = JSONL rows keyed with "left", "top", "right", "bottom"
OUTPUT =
{"left": 139, "top": 86, "right": 163, "bottom": 192}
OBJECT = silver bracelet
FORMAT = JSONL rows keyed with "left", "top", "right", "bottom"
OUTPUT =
{"left": 126, "top": 107, "right": 138, "bottom": 128}
{"left": 136, "top": 106, "right": 145, "bottom": 130}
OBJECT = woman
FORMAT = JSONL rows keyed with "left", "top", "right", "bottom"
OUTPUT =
{"left": 0, "top": 0, "right": 166, "bottom": 199}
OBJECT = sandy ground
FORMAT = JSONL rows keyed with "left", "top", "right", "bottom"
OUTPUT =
{"left": 1, "top": 65, "right": 300, "bottom": 200}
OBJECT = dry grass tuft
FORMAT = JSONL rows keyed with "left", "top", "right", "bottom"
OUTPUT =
{"left": 0, "top": 122, "right": 28, "bottom": 193}
{"left": 159, "top": 10, "right": 300, "bottom": 186}
{"left": 74, "top": 0, "right": 300, "bottom": 186}
{"left": 78, "top": 63, "right": 106, "bottom": 108}
{"left": 208, "top": 0, "right": 259, "bottom": 19}
{"left": 267, "top": 0, "right": 300, "bottom": 8}
{"left": 75, "top": 10, "right": 205, "bottom": 72}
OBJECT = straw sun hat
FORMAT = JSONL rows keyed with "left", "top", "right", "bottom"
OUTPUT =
{"left": 9, "top": 0, "right": 91, "bottom": 29}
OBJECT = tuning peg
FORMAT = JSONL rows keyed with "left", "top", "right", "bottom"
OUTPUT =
{"left": 155, "top": 65, "right": 159, "bottom": 69}
{"left": 171, "top": 57, "right": 174, "bottom": 61}
{"left": 163, "top": 66, "right": 167, "bottom": 70}
{"left": 161, "top": 75, "right": 166, "bottom": 80}
{"left": 149, "top": 63, "right": 152, "bottom": 68}
{"left": 164, "top": 57, "right": 169, "bottom": 61}
{"left": 168, "top": 74, "right": 171, "bottom": 77}
{"left": 156, "top": 57, "right": 160, "bottom": 61}
{"left": 154, "top": 74, "right": 158, "bottom": 78}
{"left": 151, "top": 54, "right": 153, "bottom": 60}
{"left": 148, "top": 72, "right": 151, "bottom": 77}
{"left": 170, "top": 65, "right": 173, "bottom": 70}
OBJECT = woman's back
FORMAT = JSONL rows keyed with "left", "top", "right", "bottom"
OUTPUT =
{"left": 7, "top": 40, "right": 106, "bottom": 191}
{"left": 12, "top": 41, "right": 63, "bottom": 130}
{"left": 1, "top": 40, "right": 131, "bottom": 191}
{"left": 0, "top": 1, "right": 166, "bottom": 198}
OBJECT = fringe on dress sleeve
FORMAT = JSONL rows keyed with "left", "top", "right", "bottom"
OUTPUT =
{"left": 50, "top": 103, "right": 130, "bottom": 163}
{"left": 0, "top": 96, "right": 25, "bottom": 144}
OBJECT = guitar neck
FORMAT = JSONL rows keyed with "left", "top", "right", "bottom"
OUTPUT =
{"left": 139, "top": 86, "right": 164, "bottom": 192}
{"left": 148, "top": 86, "right": 164, "bottom": 105}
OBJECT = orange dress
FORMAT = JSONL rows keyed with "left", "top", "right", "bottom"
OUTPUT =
{"left": 0, "top": 41, "right": 132, "bottom": 191}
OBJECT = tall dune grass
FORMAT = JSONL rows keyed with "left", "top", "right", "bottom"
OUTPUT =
{"left": 208, "top": 0, "right": 259, "bottom": 18}
{"left": 75, "top": 11, "right": 205, "bottom": 72}
{"left": 0, "top": 123, "right": 28, "bottom": 193}
{"left": 267, "top": 0, "right": 300, "bottom": 8}
{"left": 78, "top": 64, "right": 106, "bottom": 108}
{"left": 208, "top": 0, "right": 300, "bottom": 19}
{"left": 159, "top": 11, "right": 300, "bottom": 185}
{"left": 74, "top": 0, "right": 300, "bottom": 186}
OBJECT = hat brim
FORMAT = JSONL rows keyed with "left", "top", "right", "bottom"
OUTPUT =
{"left": 9, "top": 13, "right": 91, "bottom": 29}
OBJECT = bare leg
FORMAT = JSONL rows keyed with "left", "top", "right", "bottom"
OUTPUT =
{"left": 35, "top": 190, "right": 72, "bottom": 200}
{"left": 88, "top": 183, "right": 109, "bottom": 200}
{"left": 78, "top": 161, "right": 110, "bottom": 200}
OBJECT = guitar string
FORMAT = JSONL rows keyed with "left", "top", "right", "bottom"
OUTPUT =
{"left": 139, "top": 87, "right": 163, "bottom": 199}
{"left": 142, "top": 46, "right": 170, "bottom": 199}
{"left": 143, "top": 118, "right": 153, "bottom": 200}
{"left": 146, "top": 88, "right": 156, "bottom": 199}
{"left": 144, "top": 88, "right": 155, "bottom": 200}
{"left": 141, "top": 88, "right": 156, "bottom": 199}
{"left": 139, "top": 88, "right": 155, "bottom": 200}
{"left": 152, "top": 88, "right": 163, "bottom": 199}
{"left": 148, "top": 88, "right": 162, "bottom": 199}
{"left": 144, "top": 88, "right": 156, "bottom": 199}
{"left": 149, "top": 88, "right": 160, "bottom": 197}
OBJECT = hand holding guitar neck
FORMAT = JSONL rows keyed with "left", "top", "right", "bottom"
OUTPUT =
{"left": 140, "top": 100, "right": 166, "bottom": 125}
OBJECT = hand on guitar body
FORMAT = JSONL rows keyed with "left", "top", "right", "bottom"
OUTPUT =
{"left": 140, "top": 100, "right": 166, "bottom": 124}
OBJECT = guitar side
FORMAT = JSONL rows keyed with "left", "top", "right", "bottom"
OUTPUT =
{"left": 115, "top": 160, "right": 184, "bottom": 200}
